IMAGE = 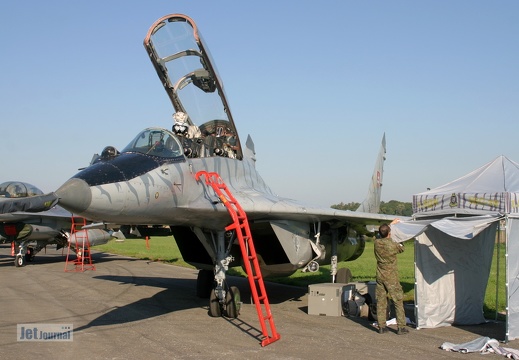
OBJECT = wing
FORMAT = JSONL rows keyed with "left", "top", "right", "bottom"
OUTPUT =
{"left": 240, "top": 194, "right": 398, "bottom": 225}
{"left": 0, "top": 204, "right": 73, "bottom": 223}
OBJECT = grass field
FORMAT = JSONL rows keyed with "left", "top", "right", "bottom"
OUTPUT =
{"left": 93, "top": 235, "right": 507, "bottom": 319}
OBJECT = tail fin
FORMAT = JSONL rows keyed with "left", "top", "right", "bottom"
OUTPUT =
{"left": 356, "top": 133, "right": 386, "bottom": 213}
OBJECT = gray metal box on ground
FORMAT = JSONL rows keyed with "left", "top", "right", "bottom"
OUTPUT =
{"left": 308, "top": 283, "right": 348, "bottom": 316}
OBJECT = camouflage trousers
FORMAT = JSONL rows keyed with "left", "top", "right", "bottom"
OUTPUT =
{"left": 375, "top": 277, "right": 406, "bottom": 328}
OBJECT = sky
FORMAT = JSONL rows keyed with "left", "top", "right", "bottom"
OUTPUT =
{"left": 1, "top": 1, "right": 518, "bottom": 208}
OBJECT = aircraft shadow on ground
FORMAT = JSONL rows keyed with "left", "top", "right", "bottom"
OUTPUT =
{"left": 0, "top": 251, "right": 137, "bottom": 268}
{"left": 0, "top": 251, "right": 71, "bottom": 267}
{"left": 73, "top": 273, "right": 307, "bottom": 341}
{"left": 74, "top": 277, "right": 206, "bottom": 333}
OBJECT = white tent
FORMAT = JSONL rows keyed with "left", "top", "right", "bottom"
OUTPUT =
{"left": 391, "top": 155, "right": 519, "bottom": 341}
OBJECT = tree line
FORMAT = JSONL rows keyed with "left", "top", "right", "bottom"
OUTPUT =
{"left": 331, "top": 200, "right": 413, "bottom": 216}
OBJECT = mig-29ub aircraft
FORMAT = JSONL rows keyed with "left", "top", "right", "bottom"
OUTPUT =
{"left": 0, "top": 181, "right": 112, "bottom": 267}
{"left": 1, "top": 14, "right": 398, "bottom": 314}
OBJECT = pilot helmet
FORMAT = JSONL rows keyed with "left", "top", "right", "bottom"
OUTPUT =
{"left": 172, "top": 112, "right": 189, "bottom": 135}
{"left": 101, "top": 146, "right": 119, "bottom": 159}
{"left": 173, "top": 111, "right": 188, "bottom": 123}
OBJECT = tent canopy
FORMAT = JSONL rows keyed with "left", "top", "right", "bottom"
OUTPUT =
{"left": 413, "top": 155, "right": 519, "bottom": 216}
{"left": 392, "top": 214, "right": 501, "bottom": 243}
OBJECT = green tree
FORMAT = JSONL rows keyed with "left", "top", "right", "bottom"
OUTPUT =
{"left": 331, "top": 200, "right": 413, "bottom": 216}
{"left": 380, "top": 200, "right": 413, "bottom": 216}
{"left": 331, "top": 202, "right": 360, "bottom": 211}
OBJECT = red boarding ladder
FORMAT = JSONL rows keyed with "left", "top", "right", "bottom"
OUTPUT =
{"left": 65, "top": 216, "right": 95, "bottom": 272}
{"left": 196, "top": 171, "right": 281, "bottom": 347}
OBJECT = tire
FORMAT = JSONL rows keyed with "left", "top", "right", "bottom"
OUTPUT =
{"left": 364, "top": 294, "right": 377, "bottom": 321}
{"left": 15, "top": 255, "right": 25, "bottom": 267}
{"left": 208, "top": 289, "right": 222, "bottom": 317}
{"left": 336, "top": 267, "right": 352, "bottom": 283}
{"left": 224, "top": 286, "right": 241, "bottom": 319}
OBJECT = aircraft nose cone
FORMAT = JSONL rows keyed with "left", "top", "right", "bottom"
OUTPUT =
{"left": 55, "top": 178, "right": 92, "bottom": 214}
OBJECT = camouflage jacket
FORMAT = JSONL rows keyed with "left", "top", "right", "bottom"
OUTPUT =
{"left": 374, "top": 237, "right": 404, "bottom": 279}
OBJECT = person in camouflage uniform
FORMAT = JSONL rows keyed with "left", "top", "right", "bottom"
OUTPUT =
{"left": 374, "top": 219, "right": 409, "bottom": 335}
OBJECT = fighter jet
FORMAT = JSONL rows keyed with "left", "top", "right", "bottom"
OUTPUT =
{"left": 0, "top": 181, "right": 112, "bottom": 267}
{"left": 1, "top": 15, "right": 397, "bottom": 313}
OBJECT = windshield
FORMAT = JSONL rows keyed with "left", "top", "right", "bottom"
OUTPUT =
{"left": 0, "top": 181, "right": 44, "bottom": 198}
{"left": 144, "top": 15, "right": 243, "bottom": 160}
{"left": 121, "top": 128, "right": 183, "bottom": 158}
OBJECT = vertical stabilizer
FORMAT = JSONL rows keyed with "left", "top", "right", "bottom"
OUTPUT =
{"left": 244, "top": 135, "right": 257, "bottom": 165}
{"left": 356, "top": 133, "right": 386, "bottom": 213}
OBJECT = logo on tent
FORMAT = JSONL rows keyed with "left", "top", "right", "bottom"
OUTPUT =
{"left": 449, "top": 193, "right": 458, "bottom": 208}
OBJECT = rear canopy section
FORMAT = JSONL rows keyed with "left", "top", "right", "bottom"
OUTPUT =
{"left": 144, "top": 14, "right": 243, "bottom": 160}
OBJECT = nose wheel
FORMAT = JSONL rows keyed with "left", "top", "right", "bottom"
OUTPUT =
{"left": 14, "top": 243, "right": 30, "bottom": 267}
{"left": 209, "top": 289, "right": 222, "bottom": 317}
{"left": 208, "top": 284, "right": 241, "bottom": 318}
{"left": 224, "top": 286, "right": 241, "bottom": 318}
{"left": 15, "top": 255, "right": 25, "bottom": 267}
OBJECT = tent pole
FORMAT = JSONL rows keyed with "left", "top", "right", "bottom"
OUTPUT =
{"left": 495, "top": 220, "right": 501, "bottom": 321}
{"left": 413, "top": 237, "right": 418, "bottom": 329}
{"left": 505, "top": 215, "right": 510, "bottom": 343}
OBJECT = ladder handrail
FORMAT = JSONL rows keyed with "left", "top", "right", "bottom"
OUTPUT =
{"left": 196, "top": 171, "right": 281, "bottom": 346}
{"left": 65, "top": 216, "right": 95, "bottom": 272}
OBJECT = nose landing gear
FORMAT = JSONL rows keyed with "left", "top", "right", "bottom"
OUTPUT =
{"left": 208, "top": 282, "right": 241, "bottom": 319}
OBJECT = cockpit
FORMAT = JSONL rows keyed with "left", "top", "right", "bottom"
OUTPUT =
{"left": 0, "top": 182, "right": 44, "bottom": 198}
{"left": 99, "top": 121, "right": 241, "bottom": 163}
{"left": 121, "top": 128, "right": 184, "bottom": 158}
{"left": 119, "top": 121, "right": 240, "bottom": 160}
{"left": 172, "top": 115, "right": 240, "bottom": 159}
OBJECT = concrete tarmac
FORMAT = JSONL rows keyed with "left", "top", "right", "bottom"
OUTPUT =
{"left": 1, "top": 244, "right": 517, "bottom": 359}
